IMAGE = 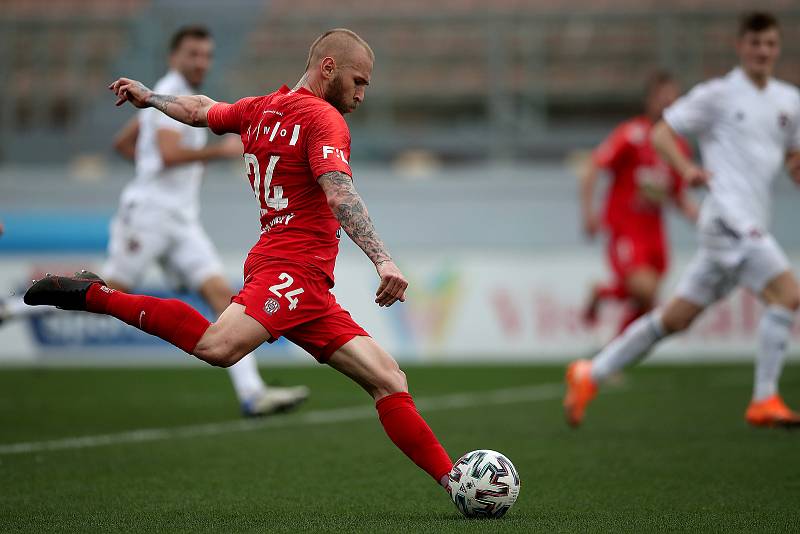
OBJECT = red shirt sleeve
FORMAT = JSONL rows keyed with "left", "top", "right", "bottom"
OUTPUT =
{"left": 306, "top": 107, "right": 352, "bottom": 179}
{"left": 593, "top": 123, "right": 632, "bottom": 171}
{"left": 207, "top": 97, "right": 256, "bottom": 135}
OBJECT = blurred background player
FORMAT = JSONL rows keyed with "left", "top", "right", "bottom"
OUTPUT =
{"left": 26, "top": 28, "right": 454, "bottom": 493}
{"left": 565, "top": 11, "right": 800, "bottom": 428}
{"left": 106, "top": 25, "right": 308, "bottom": 417}
{"left": 581, "top": 71, "right": 698, "bottom": 336}
{"left": 1, "top": 25, "right": 310, "bottom": 417}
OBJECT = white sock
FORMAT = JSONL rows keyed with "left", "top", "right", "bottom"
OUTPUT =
{"left": 753, "top": 305, "right": 794, "bottom": 401}
{"left": 226, "top": 352, "right": 267, "bottom": 402}
{"left": 1, "top": 297, "right": 54, "bottom": 320}
{"left": 591, "top": 310, "right": 667, "bottom": 383}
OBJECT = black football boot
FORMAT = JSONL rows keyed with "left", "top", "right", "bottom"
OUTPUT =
{"left": 23, "top": 270, "right": 106, "bottom": 311}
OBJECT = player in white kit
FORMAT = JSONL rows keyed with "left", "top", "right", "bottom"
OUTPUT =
{"left": 1, "top": 26, "right": 309, "bottom": 417}
{"left": 564, "top": 12, "right": 800, "bottom": 428}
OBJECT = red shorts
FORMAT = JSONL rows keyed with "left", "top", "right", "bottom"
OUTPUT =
{"left": 607, "top": 231, "right": 668, "bottom": 281}
{"left": 231, "top": 253, "right": 369, "bottom": 362}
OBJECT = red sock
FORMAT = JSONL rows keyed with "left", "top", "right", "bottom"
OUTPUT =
{"left": 376, "top": 392, "right": 452, "bottom": 484}
{"left": 86, "top": 285, "right": 211, "bottom": 354}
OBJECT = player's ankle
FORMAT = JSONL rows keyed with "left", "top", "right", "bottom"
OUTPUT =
{"left": 85, "top": 283, "right": 114, "bottom": 314}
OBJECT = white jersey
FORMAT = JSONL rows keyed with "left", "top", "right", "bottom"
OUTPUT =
{"left": 664, "top": 67, "right": 800, "bottom": 235}
{"left": 119, "top": 70, "right": 207, "bottom": 221}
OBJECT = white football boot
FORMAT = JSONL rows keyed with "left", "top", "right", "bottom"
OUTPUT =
{"left": 241, "top": 385, "right": 310, "bottom": 418}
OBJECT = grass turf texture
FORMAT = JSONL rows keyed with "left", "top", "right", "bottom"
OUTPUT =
{"left": 0, "top": 364, "right": 799, "bottom": 533}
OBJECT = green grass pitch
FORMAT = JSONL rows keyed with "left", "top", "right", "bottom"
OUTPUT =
{"left": 0, "top": 363, "right": 799, "bottom": 533}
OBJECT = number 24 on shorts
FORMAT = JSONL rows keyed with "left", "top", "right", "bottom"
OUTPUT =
{"left": 269, "top": 273, "right": 304, "bottom": 311}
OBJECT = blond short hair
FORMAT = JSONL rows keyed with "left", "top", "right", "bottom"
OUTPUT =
{"left": 305, "top": 28, "right": 374, "bottom": 71}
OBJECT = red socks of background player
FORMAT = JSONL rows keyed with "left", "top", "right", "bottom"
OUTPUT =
{"left": 376, "top": 392, "right": 453, "bottom": 485}
{"left": 85, "top": 285, "right": 210, "bottom": 354}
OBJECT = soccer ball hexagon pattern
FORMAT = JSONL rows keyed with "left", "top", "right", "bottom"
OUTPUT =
{"left": 448, "top": 449, "right": 521, "bottom": 518}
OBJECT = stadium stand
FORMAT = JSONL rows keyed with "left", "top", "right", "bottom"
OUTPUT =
{"left": 0, "top": 1, "right": 798, "bottom": 163}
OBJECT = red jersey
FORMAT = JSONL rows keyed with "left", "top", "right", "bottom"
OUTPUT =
{"left": 592, "top": 116, "right": 690, "bottom": 237}
{"left": 207, "top": 85, "right": 352, "bottom": 282}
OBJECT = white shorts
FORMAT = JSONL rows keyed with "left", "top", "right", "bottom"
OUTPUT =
{"left": 102, "top": 201, "right": 224, "bottom": 291}
{"left": 675, "top": 219, "right": 791, "bottom": 307}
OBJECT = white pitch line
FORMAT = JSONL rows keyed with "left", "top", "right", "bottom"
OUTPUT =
{"left": 0, "top": 383, "right": 566, "bottom": 456}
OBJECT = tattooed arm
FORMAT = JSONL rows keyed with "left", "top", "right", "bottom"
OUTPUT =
{"left": 318, "top": 170, "right": 408, "bottom": 307}
{"left": 108, "top": 77, "right": 216, "bottom": 127}
{"left": 319, "top": 170, "right": 391, "bottom": 265}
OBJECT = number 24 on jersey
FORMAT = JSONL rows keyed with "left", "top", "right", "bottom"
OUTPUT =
{"left": 244, "top": 153, "right": 287, "bottom": 213}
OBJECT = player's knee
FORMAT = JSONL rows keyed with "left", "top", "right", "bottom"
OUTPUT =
{"left": 631, "top": 291, "right": 657, "bottom": 312}
{"left": 626, "top": 276, "right": 659, "bottom": 310}
{"left": 778, "top": 292, "right": 800, "bottom": 312}
{"left": 193, "top": 332, "right": 245, "bottom": 368}
{"left": 208, "top": 350, "right": 241, "bottom": 368}
{"left": 194, "top": 344, "right": 231, "bottom": 367}
{"left": 371, "top": 365, "right": 408, "bottom": 398}
{"left": 661, "top": 312, "right": 693, "bottom": 334}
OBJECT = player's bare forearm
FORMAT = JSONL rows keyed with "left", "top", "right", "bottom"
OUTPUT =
{"left": 113, "top": 117, "right": 139, "bottom": 161}
{"left": 676, "top": 194, "right": 699, "bottom": 223}
{"left": 787, "top": 150, "right": 800, "bottom": 184}
{"left": 651, "top": 121, "right": 692, "bottom": 176}
{"left": 147, "top": 93, "right": 214, "bottom": 128}
{"left": 652, "top": 121, "right": 710, "bottom": 187}
{"left": 579, "top": 166, "right": 596, "bottom": 215}
{"left": 579, "top": 165, "right": 601, "bottom": 237}
{"left": 157, "top": 130, "right": 241, "bottom": 167}
{"left": 319, "top": 170, "right": 408, "bottom": 307}
{"left": 318, "top": 170, "right": 391, "bottom": 267}
{"left": 109, "top": 78, "right": 215, "bottom": 128}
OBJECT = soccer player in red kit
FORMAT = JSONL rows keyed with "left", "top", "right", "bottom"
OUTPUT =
{"left": 580, "top": 71, "right": 698, "bottom": 335}
{"left": 24, "top": 29, "right": 454, "bottom": 489}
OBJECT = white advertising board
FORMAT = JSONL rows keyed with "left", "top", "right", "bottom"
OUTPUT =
{"left": 1, "top": 250, "right": 798, "bottom": 364}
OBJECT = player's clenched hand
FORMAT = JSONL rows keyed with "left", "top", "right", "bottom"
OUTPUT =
{"left": 375, "top": 260, "right": 408, "bottom": 308}
{"left": 108, "top": 78, "right": 152, "bottom": 108}
{"left": 682, "top": 164, "right": 712, "bottom": 187}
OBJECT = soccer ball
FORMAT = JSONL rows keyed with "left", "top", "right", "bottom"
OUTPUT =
{"left": 447, "top": 449, "right": 521, "bottom": 518}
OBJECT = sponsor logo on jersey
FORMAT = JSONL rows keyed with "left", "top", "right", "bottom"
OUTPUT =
{"left": 322, "top": 145, "right": 349, "bottom": 164}
{"left": 261, "top": 213, "right": 296, "bottom": 234}
{"left": 264, "top": 297, "right": 280, "bottom": 315}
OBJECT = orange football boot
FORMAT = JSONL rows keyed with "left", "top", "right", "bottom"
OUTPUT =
{"left": 745, "top": 395, "right": 800, "bottom": 428}
{"left": 564, "top": 359, "right": 598, "bottom": 428}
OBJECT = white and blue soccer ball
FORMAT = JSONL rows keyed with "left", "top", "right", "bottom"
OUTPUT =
{"left": 448, "top": 449, "right": 521, "bottom": 518}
